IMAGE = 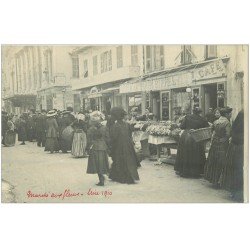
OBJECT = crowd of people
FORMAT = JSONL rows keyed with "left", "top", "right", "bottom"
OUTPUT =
{"left": 1, "top": 106, "right": 140, "bottom": 187}
{"left": 175, "top": 106, "right": 244, "bottom": 202}
{"left": 1, "top": 105, "right": 244, "bottom": 201}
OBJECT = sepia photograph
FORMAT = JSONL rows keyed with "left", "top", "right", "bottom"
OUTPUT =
{"left": 1, "top": 44, "right": 248, "bottom": 203}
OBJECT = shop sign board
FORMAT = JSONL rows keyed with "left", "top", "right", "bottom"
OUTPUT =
{"left": 119, "top": 59, "right": 226, "bottom": 93}
{"left": 192, "top": 59, "right": 226, "bottom": 81}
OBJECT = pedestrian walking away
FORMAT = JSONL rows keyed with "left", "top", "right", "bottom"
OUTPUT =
{"left": 71, "top": 113, "right": 88, "bottom": 158}
{"left": 86, "top": 111, "right": 110, "bottom": 186}
{"left": 44, "top": 110, "right": 60, "bottom": 153}
{"left": 109, "top": 107, "right": 140, "bottom": 184}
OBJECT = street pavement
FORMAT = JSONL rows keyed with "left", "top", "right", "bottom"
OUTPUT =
{"left": 1, "top": 141, "right": 233, "bottom": 203}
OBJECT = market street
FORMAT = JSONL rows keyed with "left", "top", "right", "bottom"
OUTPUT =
{"left": 1, "top": 141, "right": 233, "bottom": 203}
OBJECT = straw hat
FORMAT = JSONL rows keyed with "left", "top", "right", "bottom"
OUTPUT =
{"left": 90, "top": 111, "right": 105, "bottom": 122}
{"left": 47, "top": 110, "right": 57, "bottom": 117}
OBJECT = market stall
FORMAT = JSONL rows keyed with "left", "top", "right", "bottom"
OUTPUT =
{"left": 129, "top": 120, "right": 182, "bottom": 164}
{"left": 146, "top": 121, "right": 181, "bottom": 164}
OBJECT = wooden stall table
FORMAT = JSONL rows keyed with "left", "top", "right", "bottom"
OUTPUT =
{"left": 148, "top": 135, "right": 178, "bottom": 165}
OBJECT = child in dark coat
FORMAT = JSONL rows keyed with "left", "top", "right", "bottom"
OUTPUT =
{"left": 86, "top": 111, "right": 110, "bottom": 186}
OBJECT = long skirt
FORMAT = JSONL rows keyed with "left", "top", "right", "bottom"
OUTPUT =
{"left": 60, "top": 126, "right": 74, "bottom": 152}
{"left": 204, "top": 139, "right": 229, "bottom": 186}
{"left": 71, "top": 130, "right": 87, "bottom": 158}
{"left": 4, "top": 130, "right": 16, "bottom": 147}
{"left": 45, "top": 137, "right": 60, "bottom": 153}
{"left": 221, "top": 142, "right": 244, "bottom": 201}
{"left": 87, "top": 149, "right": 109, "bottom": 175}
{"left": 175, "top": 130, "right": 206, "bottom": 177}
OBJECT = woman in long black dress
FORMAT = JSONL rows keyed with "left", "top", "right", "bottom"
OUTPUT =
{"left": 220, "top": 110, "right": 244, "bottom": 201}
{"left": 204, "top": 107, "right": 232, "bottom": 187}
{"left": 174, "top": 107, "right": 209, "bottom": 178}
{"left": 109, "top": 107, "right": 140, "bottom": 184}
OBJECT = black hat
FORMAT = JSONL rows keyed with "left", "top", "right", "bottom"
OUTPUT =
{"left": 110, "top": 107, "right": 127, "bottom": 120}
{"left": 67, "top": 107, "right": 73, "bottom": 112}
{"left": 193, "top": 107, "right": 202, "bottom": 114}
{"left": 220, "top": 106, "right": 233, "bottom": 116}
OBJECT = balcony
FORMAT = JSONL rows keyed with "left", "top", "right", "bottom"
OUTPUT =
{"left": 71, "top": 66, "right": 141, "bottom": 90}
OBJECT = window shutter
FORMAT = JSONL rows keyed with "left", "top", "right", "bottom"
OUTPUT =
{"left": 207, "top": 45, "right": 217, "bottom": 59}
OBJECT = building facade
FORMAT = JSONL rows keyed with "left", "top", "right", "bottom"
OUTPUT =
{"left": 120, "top": 45, "right": 248, "bottom": 120}
{"left": 2, "top": 45, "right": 75, "bottom": 114}
{"left": 70, "top": 45, "right": 143, "bottom": 113}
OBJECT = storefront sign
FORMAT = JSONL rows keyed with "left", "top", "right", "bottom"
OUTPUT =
{"left": 193, "top": 59, "right": 226, "bottom": 81}
{"left": 119, "top": 59, "right": 227, "bottom": 94}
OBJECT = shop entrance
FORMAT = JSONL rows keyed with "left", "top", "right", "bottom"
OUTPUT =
{"left": 151, "top": 91, "right": 160, "bottom": 120}
{"left": 203, "top": 84, "right": 218, "bottom": 114}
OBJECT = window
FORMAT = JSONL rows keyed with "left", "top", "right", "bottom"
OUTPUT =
{"left": 128, "top": 94, "right": 142, "bottom": 114}
{"left": 131, "top": 45, "right": 138, "bottom": 66}
{"left": 146, "top": 45, "right": 151, "bottom": 72}
{"left": 181, "top": 45, "right": 192, "bottom": 65}
{"left": 72, "top": 57, "right": 79, "bottom": 78}
{"left": 161, "top": 91, "right": 170, "bottom": 121}
{"left": 83, "top": 59, "right": 88, "bottom": 78}
{"left": 145, "top": 45, "right": 165, "bottom": 72}
{"left": 101, "top": 50, "right": 112, "bottom": 73}
{"left": 108, "top": 50, "right": 112, "bottom": 71}
{"left": 116, "top": 46, "right": 123, "bottom": 68}
{"left": 154, "top": 45, "right": 164, "bottom": 70}
{"left": 93, "top": 55, "right": 98, "bottom": 75}
{"left": 205, "top": 45, "right": 217, "bottom": 59}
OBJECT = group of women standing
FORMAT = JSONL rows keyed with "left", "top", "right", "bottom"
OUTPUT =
{"left": 44, "top": 107, "right": 140, "bottom": 186}
{"left": 175, "top": 106, "right": 244, "bottom": 202}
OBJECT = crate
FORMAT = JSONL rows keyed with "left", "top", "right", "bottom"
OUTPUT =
{"left": 189, "top": 127, "right": 212, "bottom": 142}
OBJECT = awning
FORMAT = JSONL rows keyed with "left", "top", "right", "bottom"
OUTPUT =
{"left": 87, "top": 92, "right": 102, "bottom": 99}
{"left": 101, "top": 86, "right": 120, "bottom": 94}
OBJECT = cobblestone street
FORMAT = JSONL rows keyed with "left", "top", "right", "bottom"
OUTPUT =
{"left": 2, "top": 141, "right": 233, "bottom": 203}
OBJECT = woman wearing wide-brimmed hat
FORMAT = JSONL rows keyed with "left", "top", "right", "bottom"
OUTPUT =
{"left": 109, "top": 107, "right": 140, "bottom": 184}
{"left": 175, "top": 107, "right": 209, "bottom": 178}
{"left": 44, "top": 110, "right": 60, "bottom": 153}
{"left": 86, "top": 111, "right": 110, "bottom": 186}
{"left": 204, "top": 106, "right": 232, "bottom": 187}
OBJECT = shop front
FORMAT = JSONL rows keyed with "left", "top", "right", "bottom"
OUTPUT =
{"left": 120, "top": 57, "right": 229, "bottom": 121}
{"left": 3, "top": 94, "right": 37, "bottom": 114}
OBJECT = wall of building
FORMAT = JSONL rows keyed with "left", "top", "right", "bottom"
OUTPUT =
{"left": 71, "top": 45, "right": 143, "bottom": 90}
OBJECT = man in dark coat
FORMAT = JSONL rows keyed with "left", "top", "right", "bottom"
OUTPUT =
{"left": 17, "top": 114, "right": 28, "bottom": 145}
{"left": 26, "top": 110, "right": 36, "bottom": 142}
{"left": 36, "top": 110, "right": 47, "bottom": 147}
{"left": 2, "top": 111, "right": 8, "bottom": 145}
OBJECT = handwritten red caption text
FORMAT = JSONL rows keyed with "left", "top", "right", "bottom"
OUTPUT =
{"left": 27, "top": 188, "right": 112, "bottom": 200}
{"left": 87, "top": 188, "right": 112, "bottom": 197}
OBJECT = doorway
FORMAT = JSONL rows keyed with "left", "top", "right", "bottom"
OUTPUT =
{"left": 203, "top": 84, "right": 217, "bottom": 114}
{"left": 151, "top": 91, "right": 160, "bottom": 120}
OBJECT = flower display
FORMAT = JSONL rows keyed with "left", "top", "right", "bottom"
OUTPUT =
{"left": 145, "top": 121, "right": 181, "bottom": 139}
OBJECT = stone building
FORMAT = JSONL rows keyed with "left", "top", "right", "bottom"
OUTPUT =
{"left": 69, "top": 45, "right": 143, "bottom": 113}
{"left": 120, "top": 45, "right": 248, "bottom": 120}
{"left": 2, "top": 45, "right": 75, "bottom": 114}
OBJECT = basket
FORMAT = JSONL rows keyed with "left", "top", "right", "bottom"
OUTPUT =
{"left": 189, "top": 127, "right": 212, "bottom": 142}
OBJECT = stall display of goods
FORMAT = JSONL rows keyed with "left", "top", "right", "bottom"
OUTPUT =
{"left": 133, "top": 121, "right": 154, "bottom": 131}
{"left": 145, "top": 121, "right": 181, "bottom": 140}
